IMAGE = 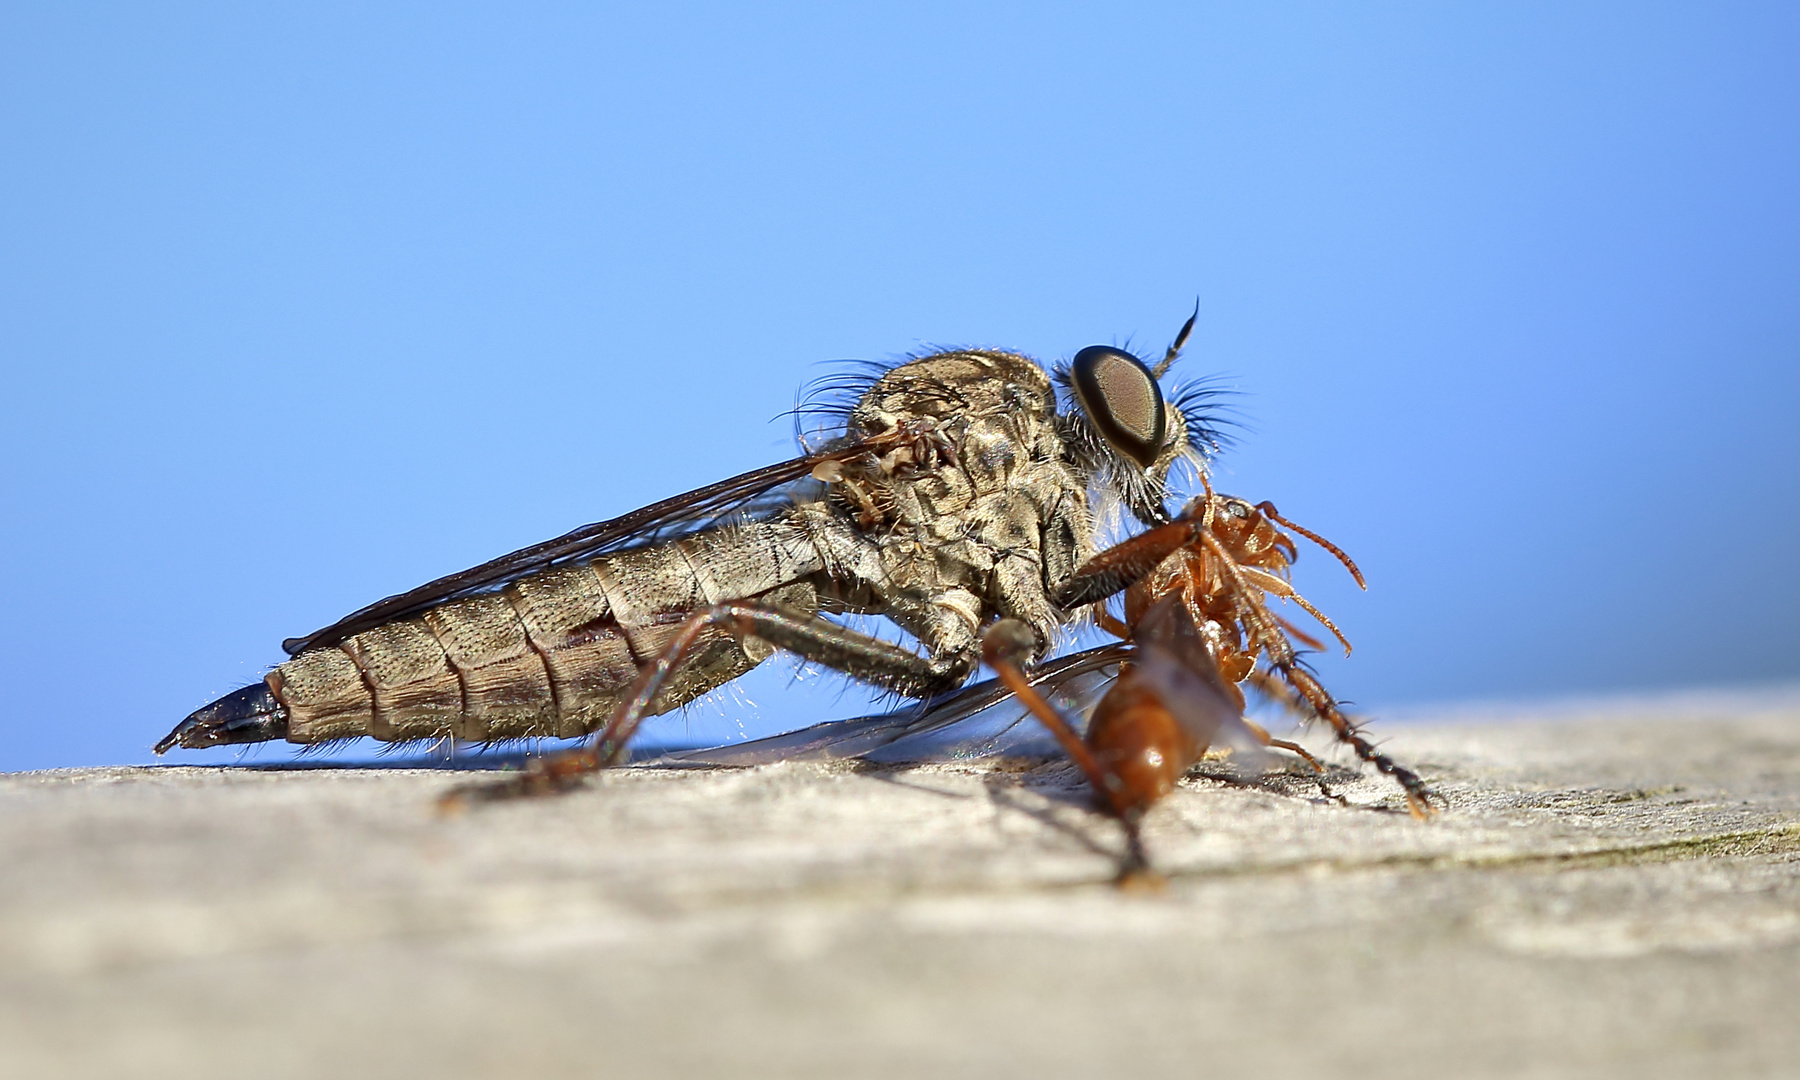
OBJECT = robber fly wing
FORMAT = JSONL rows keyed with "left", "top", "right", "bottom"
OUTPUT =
{"left": 282, "top": 444, "right": 874, "bottom": 655}
{"left": 659, "top": 643, "right": 1133, "bottom": 766}
{"left": 868, "top": 662, "right": 1123, "bottom": 763}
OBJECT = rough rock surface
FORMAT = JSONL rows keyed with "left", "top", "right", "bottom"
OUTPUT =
{"left": 3, "top": 695, "right": 1796, "bottom": 1079}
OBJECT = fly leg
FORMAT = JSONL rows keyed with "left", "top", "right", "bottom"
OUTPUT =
{"left": 1053, "top": 518, "right": 1198, "bottom": 610}
{"left": 440, "top": 601, "right": 978, "bottom": 809}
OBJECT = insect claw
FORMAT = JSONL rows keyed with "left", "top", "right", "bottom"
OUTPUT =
{"left": 434, "top": 788, "right": 473, "bottom": 817}
{"left": 1116, "top": 866, "right": 1169, "bottom": 893}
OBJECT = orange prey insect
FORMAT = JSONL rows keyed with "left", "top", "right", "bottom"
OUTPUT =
{"left": 981, "top": 486, "right": 1434, "bottom": 881}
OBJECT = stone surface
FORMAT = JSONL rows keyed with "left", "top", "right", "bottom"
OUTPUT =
{"left": 2, "top": 693, "right": 1797, "bottom": 1079}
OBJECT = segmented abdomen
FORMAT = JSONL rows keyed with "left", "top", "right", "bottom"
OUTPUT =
{"left": 266, "top": 522, "right": 825, "bottom": 744}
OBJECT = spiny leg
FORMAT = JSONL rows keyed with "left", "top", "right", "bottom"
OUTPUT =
{"left": 1249, "top": 623, "right": 1434, "bottom": 815}
{"left": 1239, "top": 717, "right": 1324, "bottom": 773}
{"left": 440, "top": 602, "right": 978, "bottom": 809}
{"left": 1276, "top": 664, "right": 1434, "bottom": 819}
{"left": 1200, "top": 531, "right": 1433, "bottom": 817}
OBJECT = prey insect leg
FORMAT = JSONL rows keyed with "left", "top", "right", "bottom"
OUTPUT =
{"left": 1238, "top": 717, "right": 1325, "bottom": 774}
{"left": 1237, "top": 716, "right": 1343, "bottom": 804}
{"left": 1234, "top": 565, "right": 1353, "bottom": 656}
{"left": 1194, "top": 528, "right": 1435, "bottom": 817}
{"left": 1092, "top": 608, "right": 1132, "bottom": 641}
{"left": 1274, "top": 664, "right": 1435, "bottom": 819}
{"left": 982, "top": 621, "right": 1158, "bottom": 885}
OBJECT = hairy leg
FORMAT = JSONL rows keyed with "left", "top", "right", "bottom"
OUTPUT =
{"left": 440, "top": 601, "right": 977, "bottom": 808}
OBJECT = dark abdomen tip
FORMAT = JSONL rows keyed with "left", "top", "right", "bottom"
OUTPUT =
{"left": 155, "top": 682, "right": 289, "bottom": 754}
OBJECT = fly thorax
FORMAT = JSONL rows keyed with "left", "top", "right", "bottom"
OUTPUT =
{"left": 934, "top": 589, "right": 985, "bottom": 635}
{"left": 957, "top": 419, "right": 1026, "bottom": 490}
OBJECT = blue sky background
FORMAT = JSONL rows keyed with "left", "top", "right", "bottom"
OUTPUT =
{"left": 2, "top": 2, "right": 1795, "bottom": 772}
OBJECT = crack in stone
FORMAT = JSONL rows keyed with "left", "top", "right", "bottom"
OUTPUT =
{"left": 1158, "top": 821, "right": 1800, "bottom": 883}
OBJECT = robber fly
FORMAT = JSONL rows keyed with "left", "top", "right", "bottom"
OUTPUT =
{"left": 618, "top": 488, "right": 1433, "bottom": 884}
{"left": 156, "top": 315, "right": 1228, "bottom": 759}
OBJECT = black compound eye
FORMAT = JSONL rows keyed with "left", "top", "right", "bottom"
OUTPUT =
{"left": 1069, "top": 345, "right": 1168, "bottom": 470}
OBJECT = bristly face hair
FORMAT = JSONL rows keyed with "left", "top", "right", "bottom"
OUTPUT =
{"left": 1052, "top": 310, "right": 1238, "bottom": 526}
{"left": 789, "top": 359, "right": 894, "bottom": 453}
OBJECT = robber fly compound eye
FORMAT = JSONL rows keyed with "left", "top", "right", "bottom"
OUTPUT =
{"left": 1068, "top": 345, "right": 1169, "bottom": 471}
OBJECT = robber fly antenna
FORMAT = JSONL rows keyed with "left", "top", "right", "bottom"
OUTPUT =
{"left": 1151, "top": 299, "right": 1199, "bottom": 378}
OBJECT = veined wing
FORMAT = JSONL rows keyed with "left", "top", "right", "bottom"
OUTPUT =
{"left": 655, "top": 642, "right": 1133, "bottom": 766}
{"left": 282, "top": 445, "right": 872, "bottom": 655}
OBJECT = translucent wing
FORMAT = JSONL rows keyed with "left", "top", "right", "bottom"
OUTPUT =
{"left": 655, "top": 643, "right": 1133, "bottom": 767}
{"left": 1130, "top": 596, "right": 1270, "bottom": 769}
{"left": 282, "top": 445, "right": 874, "bottom": 655}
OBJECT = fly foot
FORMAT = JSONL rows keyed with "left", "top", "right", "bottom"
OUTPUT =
{"left": 434, "top": 748, "right": 600, "bottom": 813}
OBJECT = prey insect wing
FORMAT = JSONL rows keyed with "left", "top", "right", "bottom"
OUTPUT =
{"left": 1128, "top": 598, "right": 1269, "bottom": 768}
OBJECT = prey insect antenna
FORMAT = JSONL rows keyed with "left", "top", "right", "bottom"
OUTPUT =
{"left": 1256, "top": 501, "right": 1365, "bottom": 588}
